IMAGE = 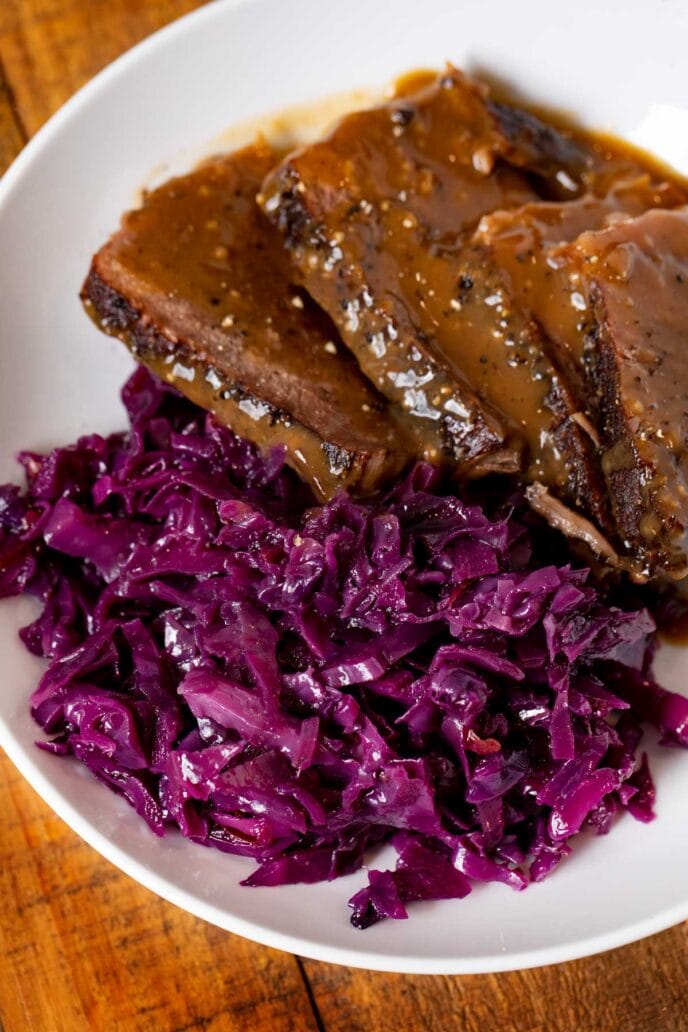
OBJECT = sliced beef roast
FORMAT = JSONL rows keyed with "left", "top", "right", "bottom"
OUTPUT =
{"left": 82, "top": 67, "right": 688, "bottom": 584}
{"left": 559, "top": 208, "right": 688, "bottom": 580}
{"left": 474, "top": 175, "right": 686, "bottom": 402}
{"left": 260, "top": 67, "right": 615, "bottom": 518}
{"left": 82, "top": 143, "right": 412, "bottom": 500}
{"left": 474, "top": 180, "right": 688, "bottom": 578}
{"left": 259, "top": 67, "right": 597, "bottom": 474}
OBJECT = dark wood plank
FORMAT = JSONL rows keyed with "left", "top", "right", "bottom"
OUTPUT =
{"left": 0, "top": 0, "right": 203, "bottom": 135}
{"left": 0, "top": 55, "right": 26, "bottom": 172}
{"left": 0, "top": 752, "right": 319, "bottom": 1032}
{"left": 303, "top": 925, "right": 688, "bottom": 1032}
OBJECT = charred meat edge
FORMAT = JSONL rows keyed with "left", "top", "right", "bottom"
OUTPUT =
{"left": 82, "top": 267, "right": 408, "bottom": 499}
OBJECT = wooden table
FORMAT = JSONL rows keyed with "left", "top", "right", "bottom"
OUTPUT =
{"left": 0, "top": 4, "right": 686, "bottom": 1029}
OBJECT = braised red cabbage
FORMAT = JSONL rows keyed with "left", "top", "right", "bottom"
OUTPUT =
{"left": 1, "top": 367, "right": 686, "bottom": 927}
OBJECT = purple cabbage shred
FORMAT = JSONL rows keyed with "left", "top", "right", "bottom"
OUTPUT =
{"left": 1, "top": 367, "right": 686, "bottom": 927}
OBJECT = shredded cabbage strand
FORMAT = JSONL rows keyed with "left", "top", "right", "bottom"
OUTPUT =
{"left": 1, "top": 367, "right": 686, "bottom": 927}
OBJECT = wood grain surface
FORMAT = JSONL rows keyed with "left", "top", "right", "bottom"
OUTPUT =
{"left": 0, "top": 3, "right": 686, "bottom": 1030}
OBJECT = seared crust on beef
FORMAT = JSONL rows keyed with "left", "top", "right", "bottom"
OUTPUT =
{"left": 84, "top": 268, "right": 403, "bottom": 498}
{"left": 261, "top": 67, "right": 613, "bottom": 526}
{"left": 260, "top": 68, "right": 572, "bottom": 472}
{"left": 82, "top": 68, "right": 688, "bottom": 584}
{"left": 566, "top": 209, "right": 688, "bottom": 579}
{"left": 82, "top": 144, "right": 413, "bottom": 500}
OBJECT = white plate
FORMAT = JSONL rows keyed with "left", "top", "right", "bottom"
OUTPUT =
{"left": 1, "top": 0, "right": 688, "bottom": 975}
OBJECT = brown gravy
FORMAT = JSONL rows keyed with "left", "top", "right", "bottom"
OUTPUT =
{"left": 88, "top": 67, "right": 688, "bottom": 580}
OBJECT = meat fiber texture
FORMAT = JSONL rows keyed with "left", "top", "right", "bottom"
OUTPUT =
{"left": 1, "top": 368, "right": 686, "bottom": 927}
{"left": 82, "top": 143, "right": 411, "bottom": 501}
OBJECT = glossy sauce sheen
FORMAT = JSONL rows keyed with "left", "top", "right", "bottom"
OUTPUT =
{"left": 475, "top": 177, "right": 686, "bottom": 402}
{"left": 260, "top": 69, "right": 665, "bottom": 483}
{"left": 260, "top": 67, "right": 688, "bottom": 577}
{"left": 84, "top": 143, "right": 412, "bottom": 499}
{"left": 569, "top": 210, "right": 688, "bottom": 576}
{"left": 261, "top": 68, "right": 566, "bottom": 473}
{"left": 84, "top": 67, "right": 688, "bottom": 580}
